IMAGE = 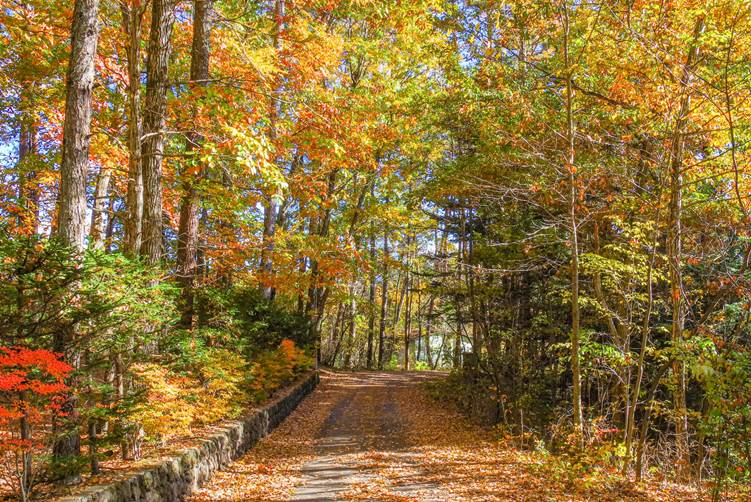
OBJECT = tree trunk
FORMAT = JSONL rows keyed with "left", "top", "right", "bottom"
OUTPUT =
{"left": 624, "top": 225, "right": 659, "bottom": 476}
{"left": 377, "top": 227, "right": 389, "bottom": 369}
{"left": 89, "top": 166, "right": 111, "bottom": 249}
{"left": 328, "top": 303, "right": 345, "bottom": 366}
{"left": 453, "top": 209, "right": 464, "bottom": 369}
{"left": 425, "top": 295, "right": 434, "bottom": 368}
{"left": 140, "top": 0, "right": 176, "bottom": 263}
{"left": 306, "top": 171, "right": 337, "bottom": 358}
{"left": 402, "top": 232, "right": 413, "bottom": 370}
{"left": 104, "top": 183, "right": 116, "bottom": 252}
{"left": 562, "top": 2, "right": 583, "bottom": 438}
{"left": 635, "top": 363, "right": 670, "bottom": 482}
{"left": 453, "top": 301, "right": 462, "bottom": 368}
{"left": 17, "top": 88, "right": 40, "bottom": 234}
{"left": 347, "top": 286, "right": 357, "bottom": 368}
{"left": 667, "top": 16, "right": 705, "bottom": 479}
{"left": 403, "top": 273, "right": 412, "bottom": 371}
{"left": 53, "top": 0, "right": 100, "bottom": 477}
{"left": 260, "top": 0, "right": 285, "bottom": 299}
{"left": 366, "top": 221, "right": 377, "bottom": 369}
{"left": 177, "top": 0, "right": 213, "bottom": 329}
{"left": 57, "top": 0, "right": 100, "bottom": 251}
{"left": 391, "top": 270, "right": 407, "bottom": 363}
{"left": 121, "top": 1, "right": 145, "bottom": 257}
{"left": 416, "top": 287, "right": 422, "bottom": 362}
{"left": 20, "top": 409, "right": 31, "bottom": 501}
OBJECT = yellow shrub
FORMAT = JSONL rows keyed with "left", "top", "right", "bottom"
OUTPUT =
{"left": 131, "top": 363, "right": 194, "bottom": 441}
{"left": 248, "top": 339, "right": 313, "bottom": 403}
{"left": 192, "top": 348, "right": 249, "bottom": 424}
{"left": 130, "top": 342, "right": 311, "bottom": 443}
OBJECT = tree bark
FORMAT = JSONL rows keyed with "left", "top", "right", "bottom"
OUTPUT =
{"left": 177, "top": 0, "right": 213, "bottom": 329}
{"left": 57, "top": 0, "right": 100, "bottom": 251}
{"left": 366, "top": 220, "right": 377, "bottom": 368}
{"left": 53, "top": 0, "right": 100, "bottom": 476}
{"left": 306, "top": 171, "right": 337, "bottom": 358}
{"left": 328, "top": 303, "right": 345, "bottom": 366}
{"left": 377, "top": 226, "right": 390, "bottom": 369}
{"left": 89, "top": 165, "right": 111, "bottom": 250}
{"left": 424, "top": 295, "right": 434, "bottom": 368}
{"left": 624, "top": 224, "right": 659, "bottom": 476}
{"left": 260, "top": 0, "right": 285, "bottom": 299}
{"left": 667, "top": 16, "right": 705, "bottom": 479}
{"left": 140, "top": 0, "right": 176, "bottom": 263}
{"left": 403, "top": 271, "right": 412, "bottom": 370}
{"left": 344, "top": 292, "right": 356, "bottom": 368}
{"left": 121, "top": 1, "right": 145, "bottom": 257}
{"left": 635, "top": 363, "right": 671, "bottom": 481}
{"left": 17, "top": 87, "right": 40, "bottom": 234}
{"left": 562, "top": 1, "right": 583, "bottom": 438}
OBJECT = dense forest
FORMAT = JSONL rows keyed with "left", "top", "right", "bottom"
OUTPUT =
{"left": 1, "top": 0, "right": 750, "bottom": 500}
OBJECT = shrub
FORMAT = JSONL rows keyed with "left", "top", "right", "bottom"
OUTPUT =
{"left": 0, "top": 347, "right": 72, "bottom": 502}
{"left": 229, "top": 286, "right": 313, "bottom": 354}
{"left": 191, "top": 348, "right": 250, "bottom": 424}
{"left": 248, "top": 339, "right": 313, "bottom": 403}
{"left": 127, "top": 340, "right": 312, "bottom": 451}
{"left": 130, "top": 364, "right": 194, "bottom": 444}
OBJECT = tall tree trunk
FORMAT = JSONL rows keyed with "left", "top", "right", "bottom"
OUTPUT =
{"left": 17, "top": 87, "right": 40, "bottom": 234}
{"left": 177, "top": 0, "right": 213, "bottom": 329}
{"left": 592, "top": 221, "right": 631, "bottom": 430}
{"left": 403, "top": 272, "right": 412, "bottom": 371}
{"left": 58, "top": 0, "right": 100, "bottom": 251}
{"left": 54, "top": 0, "right": 100, "bottom": 476}
{"left": 562, "top": 1, "right": 583, "bottom": 438}
{"left": 260, "top": 0, "right": 285, "bottom": 299}
{"left": 377, "top": 226, "right": 389, "bottom": 369}
{"left": 306, "top": 171, "right": 337, "bottom": 358}
{"left": 20, "top": 409, "right": 32, "bottom": 500}
{"left": 391, "top": 269, "right": 407, "bottom": 363}
{"left": 416, "top": 286, "right": 422, "bottom": 362}
{"left": 328, "top": 303, "right": 345, "bottom": 366}
{"left": 424, "top": 295, "right": 434, "bottom": 368}
{"left": 462, "top": 207, "right": 481, "bottom": 354}
{"left": 635, "top": 363, "right": 671, "bottom": 481}
{"left": 140, "top": 0, "right": 176, "bottom": 263}
{"left": 667, "top": 16, "right": 705, "bottom": 479}
{"left": 366, "top": 221, "right": 377, "bottom": 369}
{"left": 624, "top": 224, "right": 659, "bottom": 476}
{"left": 89, "top": 166, "right": 111, "bottom": 249}
{"left": 104, "top": 183, "right": 116, "bottom": 252}
{"left": 453, "top": 300, "right": 462, "bottom": 368}
{"left": 122, "top": 1, "right": 145, "bottom": 257}
{"left": 402, "top": 231, "right": 413, "bottom": 370}
{"left": 347, "top": 284, "right": 357, "bottom": 368}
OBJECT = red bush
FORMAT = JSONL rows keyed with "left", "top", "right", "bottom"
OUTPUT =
{"left": 0, "top": 347, "right": 73, "bottom": 500}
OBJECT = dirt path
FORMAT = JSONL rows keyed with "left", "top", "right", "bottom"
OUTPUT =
{"left": 188, "top": 371, "right": 699, "bottom": 502}
{"left": 289, "top": 372, "right": 433, "bottom": 501}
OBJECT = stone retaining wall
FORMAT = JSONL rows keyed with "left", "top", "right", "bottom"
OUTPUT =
{"left": 56, "top": 371, "right": 319, "bottom": 502}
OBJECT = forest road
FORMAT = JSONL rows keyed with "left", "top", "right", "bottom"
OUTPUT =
{"left": 289, "top": 371, "right": 442, "bottom": 501}
{"left": 189, "top": 369, "right": 590, "bottom": 501}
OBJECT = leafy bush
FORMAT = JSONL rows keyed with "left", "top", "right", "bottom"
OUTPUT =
{"left": 128, "top": 340, "right": 311, "bottom": 448}
{"left": 130, "top": 363, "right": 194, "bottom": 443}
{"left": 191, "top": 348, "right": 250, "bottom": 424}
{"left": 0, "top": 232, "right": 179, "bottom": 473}
{"left": 695, "top": 346, "right": 751, "bottom": 490}
{"left": 0, "top": 347, "right": 72, "bottom": 502}
{"left": 229, "top": 286, "right": 313, "bottom": 354}
{"left": 248, "top": 339, "right": 314, "bottom": 403}
{"left": 130, "top": 348, "right": 249, "bottom": 442}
